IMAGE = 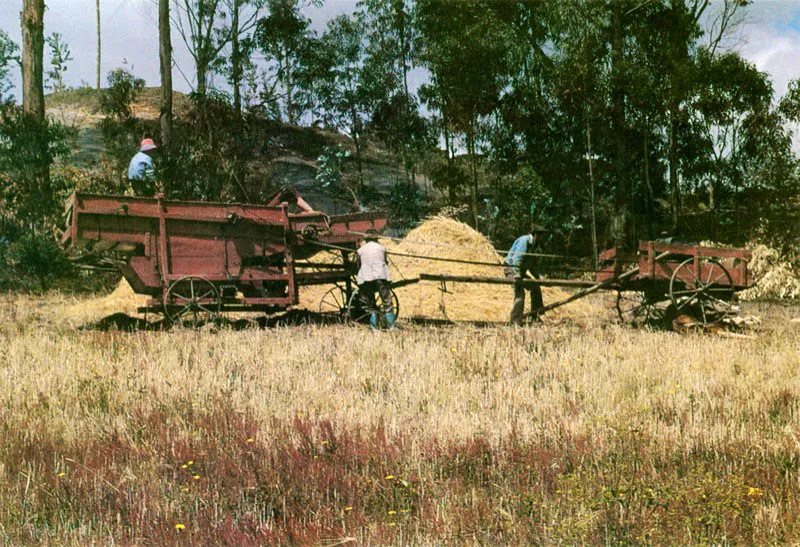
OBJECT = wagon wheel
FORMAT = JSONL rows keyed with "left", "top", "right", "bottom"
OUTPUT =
{"left": 615, "top": 290, "right": 666, "bottom": 327}
{"left": 164, "top": 276, "right": 221, "bottom": 327}
{"left": 669, "top": 257, "right": 734, "bottom": 326}
{"left": 346, "top": 286, "right": 400, "bottom": 328}
{"left": 318, "top": 284, "right": 350, "bottom": 322}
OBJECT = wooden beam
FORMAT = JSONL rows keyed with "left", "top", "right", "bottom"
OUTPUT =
{"left": 418, "top": 273, "right": 598, "bottom": 289}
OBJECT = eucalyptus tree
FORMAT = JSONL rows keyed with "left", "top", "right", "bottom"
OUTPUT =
{"left": 45, "top": 32, "right": 72, "bottom": 92}
{"left": 160, "top": 0, "right": 173, "bottom": 149}
{"left": 308, "top": 14, "right": 372, "bottom": 189}
{"left": 255, "top": 0, "right": 316, "bottom": 124}
{"left": 416, "top": 0, "right": 511, "bottom": 228}
{"left": 171, "top": 0, "right": 231, "bottom": 97}
{"left": 357, "top": 0, "right": 427, "bottom": 185}
{"left": 0, "top": 30, "right": 19, "bottom": 101}
{"left": 693, "top": 50, "right": 772, "bottom": 217}
{"left": 216, "top": 0, "right": 268, "bottom": 116}
{"left": 21, "top": 0, "right": 45, "bottom": 118}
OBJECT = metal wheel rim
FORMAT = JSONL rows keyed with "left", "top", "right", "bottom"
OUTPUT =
{"left": 615, "top": 290, "right": 664, "bottom": 326}
{"left": 164, "top": 276, "right": 221, "bottom": 327}
{"left": 318, "top": 284, "right": 349, "bottom": 322}
{"left": 346, "top": 287, "right": 400, "bottom": 327}
{"left": 669, "top": 257, "right": 734, "bottom": 326}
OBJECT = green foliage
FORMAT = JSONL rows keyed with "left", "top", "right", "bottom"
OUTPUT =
{"left": 0, "top": 30, "right": 19, "bottom": 101}
{"left": 97, "top": 68, "right": 146, "bottom": 193}
{"left": 315, "top": 144, "right": 350, "bottom": 189}
{"left": 100, "top": 68, "right": 145, "bottom": 121}
{"left": 45, "top": 32, "right": 73, "bottom": 93}
{"left": 0, "top": 103, "right": 74, "bottom": 225}
{"left": 388, "top": 179, "right": 423, "bottom": 230}
{"left": 7, "top": 232, "right": 71, "bottom": 292}
{"left": 255, "top": 0, "right": 315, "bottom": 123}
{"left": 163, "top": 91, "right": 259, "bottom": 202}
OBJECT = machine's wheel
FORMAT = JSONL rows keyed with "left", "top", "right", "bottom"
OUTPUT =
{"left": 669, "top": 257, "right": 734, "bottom": 326}
{"left": 615, "top": 290, "right": 665, "bottom": 327}
{"left": 318, "top": 284, "right": 350, "bottom": 322}
{"left": 164, "top": 276, "right": 221, "bottom": 327}
{"left": 346, "top": 286, "right": 400, "bottom": 327}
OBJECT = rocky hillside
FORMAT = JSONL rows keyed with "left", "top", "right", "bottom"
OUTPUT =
{"left": 45, "top": 87, "right": 414, "bottom": 214}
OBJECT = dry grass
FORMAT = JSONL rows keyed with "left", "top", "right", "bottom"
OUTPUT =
{"left": 2, "top": 286, "right": 800, "bottom": 543}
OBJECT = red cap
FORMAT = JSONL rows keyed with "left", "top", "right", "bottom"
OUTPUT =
{"left": 140, "top": 138, "right": 157, "bottom": 152}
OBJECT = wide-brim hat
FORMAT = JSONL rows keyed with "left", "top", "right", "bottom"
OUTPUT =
{"left": 140, "top": 138, "right": 157, "bottom": 152}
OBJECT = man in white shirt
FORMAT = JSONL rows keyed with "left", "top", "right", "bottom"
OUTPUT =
{"left": 355, "top": 230, "right": 395, "bottom": 329}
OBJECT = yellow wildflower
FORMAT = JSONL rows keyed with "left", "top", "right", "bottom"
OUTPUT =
{"left": 344, "top": 506, "right": 353, "bottom": 512}
{"left": 246, "top": 438, "right": 254, "bottom": 443}
{"left": 175, "top": 523, "right": 185, "bottom": 531}
{"left": 57, "top": 472, "right": 65, "bottom": 477}
{"left": 385, "top": 475, "right": 395, "bottom": 480}
{"left": 388, "top": 510, "right": 397, "bottom": 515}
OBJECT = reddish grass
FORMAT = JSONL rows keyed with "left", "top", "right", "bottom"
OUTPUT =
{"left": 3, "top": 398, "right": 800, "bottom": 545}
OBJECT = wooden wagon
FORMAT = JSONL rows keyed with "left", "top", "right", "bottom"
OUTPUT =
{"left": 596, "top": 241, "right": 753, "bottom": 326}
{"left": 419, "top": 240, "right": 754, "bottom": 327}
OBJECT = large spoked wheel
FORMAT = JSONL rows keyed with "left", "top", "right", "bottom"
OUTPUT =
{"left": 318, "top": 284, "right": 350, "bottom": 322}
{"left": 615, "top": 290, "right": 666, "bottom": 327}
{"left": 669, "top": 257, "right": 734, "bottom": 326}
{"left": 346, "top": 287, "right": 399, "bottom": 328}
{"left": 164, "top": 276, "right": 221, "bottom": 327}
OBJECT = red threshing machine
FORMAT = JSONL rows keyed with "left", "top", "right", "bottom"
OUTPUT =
{"left": 62, "top": 190, "right": 386, "bottom": 325}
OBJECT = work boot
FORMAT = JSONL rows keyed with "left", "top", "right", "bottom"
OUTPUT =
{"left": 369, "top": 312, "right": 378, "bottom": 330}
{"left": 385, "top": 312, "right": 396, "bottom": 329}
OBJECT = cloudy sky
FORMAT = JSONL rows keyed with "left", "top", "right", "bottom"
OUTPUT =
{"left": 1, "top": 0, "right": 799, "bottom": 103}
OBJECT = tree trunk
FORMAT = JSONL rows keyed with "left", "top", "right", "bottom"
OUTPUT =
{"left": 96, "top": 0, "right": 101, "bottom": 91}
{"left": 159, "top": 0, "right": 173, "bottom": 152}
{"left": 196, "top": 63, "right": 207, "bottom": 97}
{"left": 643, "top": 126, "right": 655, "bottom": 240}
{"left": 284, "top": 53, "right": 294, "bottom": 125}
{"left": 610, "top": 3, "right": 629, "bottom": 248}
{"left": 668, "top": 104, "right": 680, "bottom": 231}
{"left": 466, "top": 121, "right": 479, "bottom": 230}
{"left": 351, "top": 107, "right": 364, "bottom": 190}
{"left": 443, "top": 119, "right": 456, "bottom": 204}
{"left": 586, "top": 109, "right": 598, "bottom": 272}
{"left": 22, "top": 0, "right": 45, "bottom": 119}
{"left": 231, "top": 0, "right": 242, "bottom": 117}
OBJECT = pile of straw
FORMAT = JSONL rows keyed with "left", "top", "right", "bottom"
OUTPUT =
{"left": 739, "top": 245, "right": 800, "bottom": 301}
{"left": 300, "top": 216, "right": 601, "bottom": 323}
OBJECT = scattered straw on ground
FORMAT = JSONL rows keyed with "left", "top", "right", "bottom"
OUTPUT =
{"left": 300, "top": 216, "right": 601, "bottom": 323}
{"left": 57, "top": 278, "right": 148, "bottom": 325}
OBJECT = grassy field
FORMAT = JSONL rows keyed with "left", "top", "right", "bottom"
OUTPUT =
{"left": 1, "top": 292, "right": 799, "bottom": 545}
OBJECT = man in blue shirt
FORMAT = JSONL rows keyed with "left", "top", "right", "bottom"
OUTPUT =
{"left": 127, "top": 138, "right": 158, "bottom": 196}
{"left": 503, "top": 224, "right": 546, "bottom": 324}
